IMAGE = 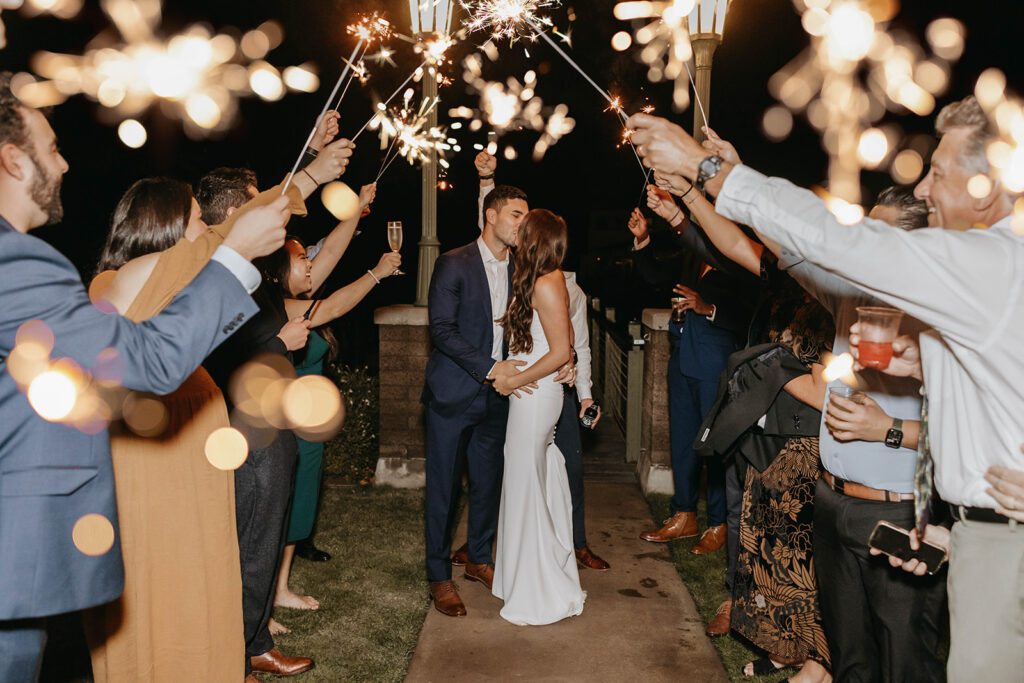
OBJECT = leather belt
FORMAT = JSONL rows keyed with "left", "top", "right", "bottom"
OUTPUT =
{"left": 822, "top": 471, "right": 914, "bottom": 503}
{"left": 950, "top": 505, "right": 1017, "bottom": 525}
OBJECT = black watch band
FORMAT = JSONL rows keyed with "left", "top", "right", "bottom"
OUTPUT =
{"left": 479, "top": 174, "right": 494, "bottom": 180}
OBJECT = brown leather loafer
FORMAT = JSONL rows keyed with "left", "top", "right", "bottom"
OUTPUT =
{"left": 575, "top": 546, "right": 611, "bottom": 570}
{"left": 249, "top": 648, "right": 314, "bottom": 676}
{"left": 429, "top": 580, "right": 467, "bottom": 617}
{"left": 640, "top": 511, "right": 698, "bottom": 542}
{"left": 691, "top": 524, "right": 727, "bottom": 554}
{"left": 450, "top": 542, "right": 469, "bottom": 567}
{"left": 464, "top": 562, "right": 495, "bottom": 590}
{"left": 705, "top": 598, "right": 732, "bottom": 637}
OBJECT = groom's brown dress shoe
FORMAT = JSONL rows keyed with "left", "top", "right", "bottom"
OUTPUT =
{"left": 705, "top": 598, "right": 732, "bottom": 638}
{"left": 429, "top": 580, "right": 467, "bottom": 617}
{"left": 691, "top": 524, "right": 727, "bottom": 554}
{"left": 640, "top": 511, "right": 698, "bottom": 542}
{"left": 249, "top": 648, "right": 314, "bottom": 676}
{"left": 575, "top": 546, "right": 611, "bottom": 570}
{"left": 450, "top": 542, "right": 469, "bottom": 566}
{"left": 464, "top": 562, "right": 495, "bottom": 590}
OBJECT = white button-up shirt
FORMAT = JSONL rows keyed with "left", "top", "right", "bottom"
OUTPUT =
{"left": 477, "top": 236, "right": 509, "bottom": 362}
{"left": 565, "top": 272, "right": 592, "bottom": 402}
{"left": 716, "top": 164, "right": 1024, "bottom": 508}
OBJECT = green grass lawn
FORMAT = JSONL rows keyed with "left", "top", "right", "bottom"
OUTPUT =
{"left": 645, "top": 493, "right": 792, "bottom": 683}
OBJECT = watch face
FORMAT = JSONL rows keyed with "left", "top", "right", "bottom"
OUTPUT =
{"left": 699, "top": 156, "right": 720, "bottom": 176}
{"left": 885, "top": 428, "right": 903, "bottom": 448}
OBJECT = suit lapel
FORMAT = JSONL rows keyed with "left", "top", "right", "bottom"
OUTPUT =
{"left": 467, "top": 241, "right": 495, "bottom": 353}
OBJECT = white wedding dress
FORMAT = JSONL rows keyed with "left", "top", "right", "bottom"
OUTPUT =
{"left": 492, "top": 311, "right": 585, "bottom": 625}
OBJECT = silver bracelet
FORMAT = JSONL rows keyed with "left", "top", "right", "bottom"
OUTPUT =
{"left": 367, "top": 269, "right": 380, "bottom": 284}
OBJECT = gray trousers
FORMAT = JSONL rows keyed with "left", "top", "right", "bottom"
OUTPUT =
{"left": 947, "top": 518, "right": 1024, "bottom": 682}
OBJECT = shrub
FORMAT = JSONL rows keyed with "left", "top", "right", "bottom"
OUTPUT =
{"left": 323, "top": 363, "right": 379, "bottom": 482}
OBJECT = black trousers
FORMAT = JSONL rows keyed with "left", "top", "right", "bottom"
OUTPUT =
{"left": 553, "top": 389, "right": 587, "bottom": 549}
{"left": 724, "top": 454, "right": 742, "bottom": 593}
{"left": 813, "top": 478, "right": 946, "bottom": 683}
{"left": 424, "top": 391, "right": 507, "bottom": 582}
{"left": 234, "top": 429, "right": 298, "bottom": 674}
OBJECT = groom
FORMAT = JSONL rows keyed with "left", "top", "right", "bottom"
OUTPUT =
{"left": 421, "top": 184, "right": 529, "bottom": 616}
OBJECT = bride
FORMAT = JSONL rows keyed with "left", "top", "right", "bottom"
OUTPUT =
{"left": 491, "top": 208, "right": 585, "bottom": 626}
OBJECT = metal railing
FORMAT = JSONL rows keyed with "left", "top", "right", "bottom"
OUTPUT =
{"left": 588, "top": 298, "right": 644, "bottom": 462}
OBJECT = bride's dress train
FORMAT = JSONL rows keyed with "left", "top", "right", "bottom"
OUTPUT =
{"left": 492, "top": 313, "right": 585, "bottom": 626}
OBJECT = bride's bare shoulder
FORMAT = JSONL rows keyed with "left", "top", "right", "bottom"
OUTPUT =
{"left": 533, "top": 270, "right": 568, "bottom": 307}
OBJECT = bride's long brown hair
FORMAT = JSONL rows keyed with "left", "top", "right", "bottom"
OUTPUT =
{"left": 498, "top": 209, "right": 568, "bottom": 354}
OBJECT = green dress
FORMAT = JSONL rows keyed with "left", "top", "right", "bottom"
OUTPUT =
{"left": 287, "top": 329, "right": 331, "bottom": 542}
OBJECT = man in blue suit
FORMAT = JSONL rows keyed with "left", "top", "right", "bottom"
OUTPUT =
{"left": 0, "top": 79, "right": 289, "bottom": 681}
{"left": 421, "top": 185, "right": 528, "bottom": 617}
{"left": 629, "top": 204, "right": 758, "bottom": 555}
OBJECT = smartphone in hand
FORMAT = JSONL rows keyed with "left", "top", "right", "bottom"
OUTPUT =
{"left": 868, "top": 521, "right": 947, "bottom": 574}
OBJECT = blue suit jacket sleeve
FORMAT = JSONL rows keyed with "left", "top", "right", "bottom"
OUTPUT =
{"left": 0, "top": 234, "right": 257, "bottom": 395}
{"left": 428, "top": 253, "right": 496, "bottom": 383}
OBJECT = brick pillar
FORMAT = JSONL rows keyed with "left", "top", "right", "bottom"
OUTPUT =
{"left": 373, "top": 304, "right": 430, "bottom": 488}
{"left": 638, "top": 308, "right": 674, "bottom": 495}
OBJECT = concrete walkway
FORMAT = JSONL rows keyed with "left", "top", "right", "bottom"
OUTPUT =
{"left": 405, "top": 421, "right": 728, "bottom": 682}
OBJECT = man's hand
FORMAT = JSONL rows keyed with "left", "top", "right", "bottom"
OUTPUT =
{"left": 627, "top": 207, "right": 650, "bottom": 243}
{"left": 222, "top": 196, "right": 290, "bottom": 261}
{"left": 489, "top": 359, "right": 536, "bottom": 397}
{"left": 372, "top": 252, "right": 402, "bottom": 280}
{"left": 701, "top": 126, "right": 742, "bottom": 165}
{"left": 984, "top": 450, "right": 1024, "bottom": 522}
{"left": 672, "top": 284, "right": 713, "bottom": 317}
{"left": 359, "top": 182, "right": 377, "bottom": 210}
{"left": 850, "top": 323, "right": 923, "bottom": 380}
{"left": 310, "top": 110, "right": 340, "bottom": 152}
{"left": 277, "top": 316, "right": 312, "bottom": 351}
{"left": 825, "top": 393, "right": 889, "bottom": 443}
{"left": 646, "top": 185, "right": 683, "bottom": 224}
{"left": 553, "top": 360, "right": 577, "bottom": 386}
{"left": 475, "top": 151, "right": 497, "bottom": 179}
{"left": 626, "top": 113, "right": 706, "bottom": 179}
{"left": 305, "top": 138, "right": 355, "bottom": 184}
{"left": 869, "top": 524, "right": 950, "bottom": 576}
{"left": 579, "top": 398, "right": 601, "bottom": 429}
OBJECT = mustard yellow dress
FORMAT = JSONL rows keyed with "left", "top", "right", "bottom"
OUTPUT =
{"left": 83, "top": 183, "right": 305, "bottom": 682}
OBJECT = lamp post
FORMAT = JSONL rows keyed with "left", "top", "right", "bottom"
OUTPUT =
{"left": 409, "top": 0, "right": 454, "bottom": 306}
{"left": 688, "top": 0, "right": 730, "bottom": 144}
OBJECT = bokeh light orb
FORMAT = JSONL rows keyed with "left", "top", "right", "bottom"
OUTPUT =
{"left": 321, "top": 182, "right": 360, "bottom": 221}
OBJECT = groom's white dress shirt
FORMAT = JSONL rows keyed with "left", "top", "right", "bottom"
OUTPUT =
{"left": 478, "top": 236, "right": 509, "bottom": 363}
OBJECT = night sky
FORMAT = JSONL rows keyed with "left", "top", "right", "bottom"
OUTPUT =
{"left": 4, "top": 0, "right": 1023, "bottom": 365}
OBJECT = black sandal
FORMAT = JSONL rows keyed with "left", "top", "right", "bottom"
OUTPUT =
{"left": 744, "top": 657, "right": 794, "bottom": 677}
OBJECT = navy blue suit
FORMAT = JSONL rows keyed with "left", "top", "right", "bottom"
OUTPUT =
{"left": 0, "top": 217, "right": 257, "bottom": 681}
{"left": 632, "top": 228, "right": 756, "bottom": 528}
{"left": 422, "top": 241, "right": 510, "bottom": 582}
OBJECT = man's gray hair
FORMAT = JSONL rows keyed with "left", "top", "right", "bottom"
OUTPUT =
{"left": 875, "top": 185, "right": 929, "bottom": 231}
{"left": 935, "top": 95, "right": 993, "bottom": 175}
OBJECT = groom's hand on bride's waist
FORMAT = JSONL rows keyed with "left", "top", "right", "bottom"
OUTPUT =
{"left": 488, "top": 360, "right": 537, "bottom": 398}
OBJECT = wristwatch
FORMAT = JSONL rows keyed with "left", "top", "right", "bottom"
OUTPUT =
{"left": 694, "top": 155, "right": 723, "bottom": 193}
{"left": 885, "top": 418, "right": 904, "bottom": 449}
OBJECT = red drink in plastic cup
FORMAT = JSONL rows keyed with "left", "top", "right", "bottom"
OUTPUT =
{"left": 857, "top": 341, "right": 894, "bottom": 369}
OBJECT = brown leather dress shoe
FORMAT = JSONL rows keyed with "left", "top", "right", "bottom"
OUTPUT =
{"left": 705, "top": 598, "right": 732, "bottom": 637}
{"left": 450, "top": 542, "right": 469, "bottom": 567}
{"left": 464, "top": 562, "right": 495, "bottom": 590}
{"left": 691, "top": 523, "right": 727, "bottom": 554}
{"left": 249, "top": 648, "right": 314, "bottom": 677}
{"left": 575, "top": 546, "right": 611, "bottom": 570}
{"left": 429, "top": 580, "right": 467, "bottom": 617}
{"left": 640, "top": 511, "right": 698, "bottom": 542}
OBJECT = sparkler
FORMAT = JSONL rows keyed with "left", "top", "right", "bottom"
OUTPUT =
{"left": 351, "top": 60, "right": 429, "bottom": 142}
{"left": 764, "top": 1, "right": 964, "bottom": 213}
{"left": 613, "top": 0, "right": 697, "bottom": 112}
{"left": 15, "top": 4, "right": 314, "bottom": 141}
{"left": 461, "top": 0, "right": 560, "bottom": 43}
{"left": 371, "top": 89, "right": 451, "bottom": 183}
{"left": 449, "top": 54, "right": 575, "bottom": 161}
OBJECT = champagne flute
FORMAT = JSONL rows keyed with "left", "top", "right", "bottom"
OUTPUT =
{"left": 387, "top": 221, "right": 404, "bottom": 275}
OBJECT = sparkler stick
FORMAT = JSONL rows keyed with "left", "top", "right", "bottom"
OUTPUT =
{"left": 351, "top": 59, "right": 429, "bottom": 142}
{"left": 282, "top": 40, "right": 366, "bottom": 196}
{"left": 375, "top": 132, "right": 403, "bottom": 182}
{"left": 330, "top": 44, "right": 369, "bottom": 113}
{"left": 526, "top": 17, "right": 625, "bottom": 121}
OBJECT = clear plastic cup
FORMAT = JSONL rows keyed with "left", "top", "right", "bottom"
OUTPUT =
{"left": 855, "top": 306, "right": 904, "bottom": 370}
{"left": 670, "top": 296, "right": 687, "bottom": 322}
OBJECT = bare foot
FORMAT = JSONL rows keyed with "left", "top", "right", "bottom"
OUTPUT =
{"left": 268, "top": 617, "right": 290, "bottom": 635}
{"left": 742, "top": 658, "right": 786, "bottom": 677}
{"left": 789, "top": 659, "right": 832, "bottom": 683}
{"left": 274, "top": 589, "right": 320, "bottom": 610}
